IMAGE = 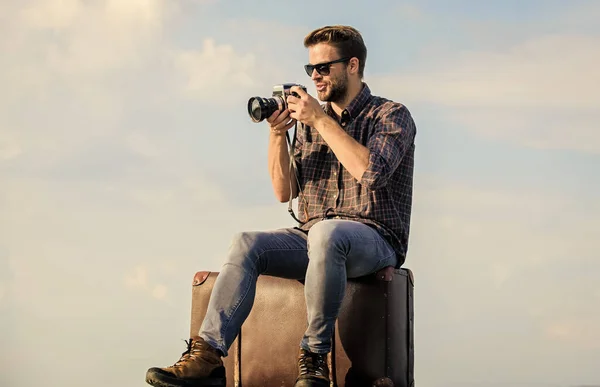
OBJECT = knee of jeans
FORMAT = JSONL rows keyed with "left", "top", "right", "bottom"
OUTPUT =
{"left": 307, "top": 220, "right": 347, "bottom": 257}
{"left": 225, "top": 231, "right": 265, "bottom": 270}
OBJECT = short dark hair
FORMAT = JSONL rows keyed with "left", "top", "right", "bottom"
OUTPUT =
{"left": 303, "top": 25, "right": 367, "bottom": 78}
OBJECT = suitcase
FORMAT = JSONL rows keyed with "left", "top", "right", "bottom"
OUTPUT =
{"left": 190, "top": 266, "right": 415, "bottom": 387}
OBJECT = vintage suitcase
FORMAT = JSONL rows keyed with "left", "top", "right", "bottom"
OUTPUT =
{"left": 190, "top": 266, "right": 414, "bottom": 387}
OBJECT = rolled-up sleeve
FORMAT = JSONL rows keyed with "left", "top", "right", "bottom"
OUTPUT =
{"left": 360, "top": 104, "right": 415, "bottom": 189}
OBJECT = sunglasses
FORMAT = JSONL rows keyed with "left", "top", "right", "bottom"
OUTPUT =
{"left": 304, "top": 57, "right": 351, "bottom": 77}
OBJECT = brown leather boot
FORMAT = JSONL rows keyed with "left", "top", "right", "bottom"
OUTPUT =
{"left": 145, "top": 336, "right": 226, "bottom": 387}
{"left": 294, "top": 348, "right": 330, "bottom": 387}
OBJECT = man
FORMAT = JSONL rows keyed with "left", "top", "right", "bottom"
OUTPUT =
{"left": 146, "top": 25, "right": 416, "bottom": 387}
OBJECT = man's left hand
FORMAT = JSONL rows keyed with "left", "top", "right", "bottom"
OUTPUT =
{"left": 287, "top": 86, "right": 325, "bottom": 128}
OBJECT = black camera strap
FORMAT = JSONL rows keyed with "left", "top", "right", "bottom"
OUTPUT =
{"left": 285, "top": 122, "right": 306, "bottom": 225}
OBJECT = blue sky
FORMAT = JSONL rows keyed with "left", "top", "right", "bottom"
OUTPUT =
{"left": 1, "top": 1, "right": 599, "bottom": 386}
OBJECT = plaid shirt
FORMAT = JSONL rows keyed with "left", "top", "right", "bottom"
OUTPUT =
{"left": 293, "top": 83, "right": 416, "bottom": 267}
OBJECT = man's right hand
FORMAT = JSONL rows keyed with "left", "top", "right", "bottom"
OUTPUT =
{"left": 267, "top": 108, "right": 299, "bottom": 202}
{"left": 267, "top": 109, "right": 296, "bottom": 136}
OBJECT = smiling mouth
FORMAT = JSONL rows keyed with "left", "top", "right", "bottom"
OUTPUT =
{"left": 316, "top": 83, "right": 327, "bottom": 91}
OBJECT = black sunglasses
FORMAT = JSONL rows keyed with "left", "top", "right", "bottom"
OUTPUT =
{"left": 304, "top": 57, "right": 351, "bottom": 77}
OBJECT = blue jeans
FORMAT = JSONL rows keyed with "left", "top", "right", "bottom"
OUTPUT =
{"left": 198, "top": 219, "right": 398, "bottom": 356}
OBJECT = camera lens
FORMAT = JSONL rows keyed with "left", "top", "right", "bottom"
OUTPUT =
{"left": 248, "top": 98, "right": 265, "bottom": 122}
{"left": 247, "top": 97, "right": 283, "bottom": 123}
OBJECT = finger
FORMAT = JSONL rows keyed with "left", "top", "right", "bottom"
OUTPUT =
{"left": 271, "top": 117, "right": 295, "bottom": 134}
{"left": 286, "top": 95, "right": 300, "bottom": 105}
{"left": 283, "top": 119, "right": 297, "bottom": 130}
{"left": 274, "top": 115, "right": 289, "bottom": 128}
{"left": 291, "top": 86, "right": 307, "bottom": 98}
{"left": 280, "top": 118, "right": 296, "bottom": 130}
{"left": 269, "top": 111, "right": 289, "bottom": 126}
{"left": 271, "top": 109, "right": 289, "bottom": 125}
{"left": 266, "top": 109, "right": 280, "bottom": 124}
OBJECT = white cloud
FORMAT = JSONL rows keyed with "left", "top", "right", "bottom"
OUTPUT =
{"left": 3, "top": 0, "right": 267, "bottom": 104}
{"left": 0, "top": 167, "right": 295, "bottom": 382}
{"left": 20, "top": 0, "right": 82, "bottom": 30}
{"left": 220, "top": 18, "right": 310, "bottom": 54}
{"left": 124, "top": 265, "right": 149, "bottom": 290}
{"left": 2, "top": 168, "right": 598, "bottom": 387}
{"left": 174, "top": 38, "right": 260, "bottom": 99}
{"left": 370, "top": 33, "right": 600, "bottom": 153}
{"left": 0, "top": 7, "right": 294, "bottom": 370}
{"left": 0, "top": 138, "right": 22, "bottom": 160}
{"left": 1, "top": 171, "right": 294, "bottom": 309}
{"left": 0, "top": 1, "right": 168, "bottom": 161}
{"left": 10, "top": 0, "right": 170, "bottom": 83}
{"left": 0, "top": 0, "right": 292, "bottom": 204}
{"left": 408, "top": 177, "right": 600, "bottom": 386}
{"left": 2, "top": 2, "right": 598, "bottom": 387}
{"left": 152, "top": 284, "right": 168, "bottom": 300}
{"left": 124, "top": 265, "right": 169, "bottom": 300}
{"left": 126, "top": 131, "right": 163, "bottom": 158}
{"left": 104, "top": 0, "right": 166, "bottom": 26}
{"left": 544, "top": 318, "right": 600, "bottom": 349}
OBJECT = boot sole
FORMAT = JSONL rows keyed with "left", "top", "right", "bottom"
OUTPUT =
{"left": 146, "top": 368, "right": 225, "bottom": 387}
{"left": 294, "top": 377, "right": 330, "bottom": 387}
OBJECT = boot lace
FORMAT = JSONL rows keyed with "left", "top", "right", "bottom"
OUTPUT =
{"left": 298, "top": 350, "right": 327, "bottom": 377}
{"left": 172, "top": 339, "right": 203, "bottom": 368}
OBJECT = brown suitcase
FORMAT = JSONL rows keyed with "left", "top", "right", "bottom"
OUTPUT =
{"left": 190, "top": 266, "right": 414, "bottom": 387}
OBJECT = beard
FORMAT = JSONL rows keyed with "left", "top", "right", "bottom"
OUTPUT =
{"left": 317, "top": 72, "right": 349, "bottom": 103}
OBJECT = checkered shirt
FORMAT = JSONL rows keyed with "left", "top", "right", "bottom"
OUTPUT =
{"left": 293, "top": 83, "right": 416, "bottom": 267}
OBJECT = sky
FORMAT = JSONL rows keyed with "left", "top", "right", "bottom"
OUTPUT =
{"left": 0, "top": 0, "right": 599, "bottom": 386}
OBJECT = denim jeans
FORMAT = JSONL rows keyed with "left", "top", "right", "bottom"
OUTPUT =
{"left": 198, "top": 219, "right": 398, "bottom": 356}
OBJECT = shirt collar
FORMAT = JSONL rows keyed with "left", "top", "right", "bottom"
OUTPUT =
{"left": 324, "top": 82, "right": 371, "bottom": 124}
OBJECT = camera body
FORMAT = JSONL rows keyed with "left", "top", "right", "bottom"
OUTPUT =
{"left": 248, "top": 83, "right": 307, "bottom": 123}
{"left": 272, "top": 83, "right": 306, "bottom": 99}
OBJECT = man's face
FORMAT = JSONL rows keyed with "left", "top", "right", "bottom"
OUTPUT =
{"left": 307, "top": 43, "right": 349, "bottom": 103}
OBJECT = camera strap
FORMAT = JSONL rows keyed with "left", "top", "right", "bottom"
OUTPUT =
{"left": 285, "top": 122, "right": 306, "bottom": 225}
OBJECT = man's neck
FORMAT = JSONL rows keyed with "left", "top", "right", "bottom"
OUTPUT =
{"left": 330, "top": 80, "right": 363, "bottom": 117}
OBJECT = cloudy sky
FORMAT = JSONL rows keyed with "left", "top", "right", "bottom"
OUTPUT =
{"left": 1, "top": 0, "right": 599, "bottom": 386}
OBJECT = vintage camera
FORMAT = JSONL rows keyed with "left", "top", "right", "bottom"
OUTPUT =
{"left": 247, "top": 83, "right": 307, "bottom": 123}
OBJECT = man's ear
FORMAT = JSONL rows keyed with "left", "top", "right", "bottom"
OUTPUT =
{"left": 349, "top": 58, "right": 360, "bottom": 75}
